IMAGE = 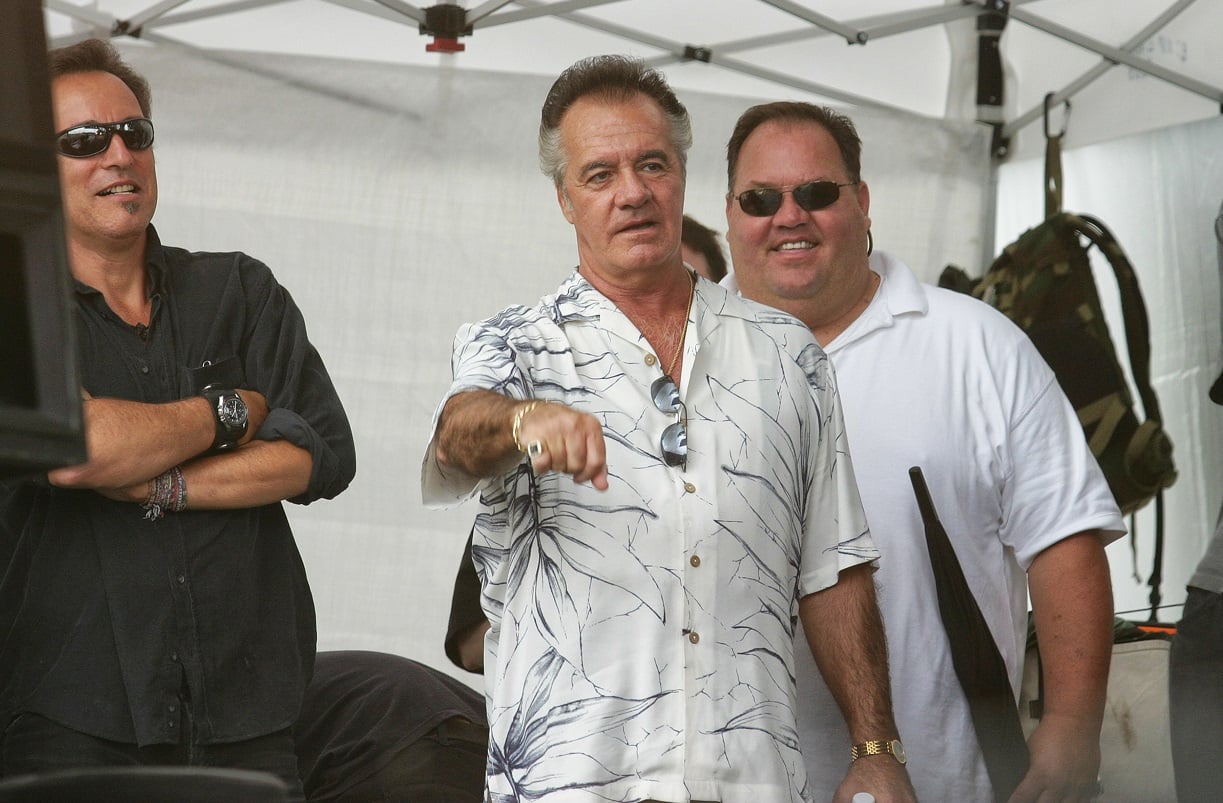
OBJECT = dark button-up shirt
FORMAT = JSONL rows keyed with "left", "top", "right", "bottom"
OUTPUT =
{"left": 0, "top": 226, "right": 356, "bottom": 746}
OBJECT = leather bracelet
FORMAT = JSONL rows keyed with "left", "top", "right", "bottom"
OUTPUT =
{"left": 512, "top": 401, "right": 544, "bottom": 454}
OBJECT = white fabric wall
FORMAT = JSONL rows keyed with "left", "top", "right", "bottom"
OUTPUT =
{"left": 995, "top": 114, "right": 1223, "bottom": 623}
{"left": 118, "top": 42, "right": 991, "bottom": 683}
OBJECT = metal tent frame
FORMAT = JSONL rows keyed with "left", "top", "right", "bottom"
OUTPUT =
{"left": 43, "top": 0, "right": 1223, "bottom": 157}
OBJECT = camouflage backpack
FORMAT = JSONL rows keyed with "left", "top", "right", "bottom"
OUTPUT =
{"left": 971, "top": 212, "right": 1177, "bottom": 517}
{"left": 944, "top": 111, "right": 1178, "bottom": 617}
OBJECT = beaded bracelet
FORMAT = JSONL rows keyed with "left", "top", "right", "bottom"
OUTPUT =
{"left": 511, "top": 401, "right": 544, "bottom": 454}
{"left": 142, "top": 466, "right": 188, "bottom": 521}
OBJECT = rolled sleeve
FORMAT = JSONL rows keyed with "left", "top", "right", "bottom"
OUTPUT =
{"left": 238, "top": 259, "right": 356, "bottom": 504}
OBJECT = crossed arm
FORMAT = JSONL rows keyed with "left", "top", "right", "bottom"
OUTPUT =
{"left": 47, "top": 390, "right": 312, "bottom": 509}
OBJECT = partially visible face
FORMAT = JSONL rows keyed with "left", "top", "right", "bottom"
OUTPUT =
{"left": 556, "top": 93, "right": 685, "bottom": 290}
{"left": 725, "top": 119, "right": 870, "bottom": 314}
{"left": 681, "top": 243, "right": 714, "bottom": 280}
{"left": 52, "top": 70, "right": 157, "bottom": 248}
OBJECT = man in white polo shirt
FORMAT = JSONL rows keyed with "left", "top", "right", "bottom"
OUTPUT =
{"left": 722, "top": 100, "right": 1124, "bottom": 803}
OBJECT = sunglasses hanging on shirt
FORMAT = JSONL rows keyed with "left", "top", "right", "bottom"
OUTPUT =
{"left": 650, "top": 375, "right": 687, "bottom": 469}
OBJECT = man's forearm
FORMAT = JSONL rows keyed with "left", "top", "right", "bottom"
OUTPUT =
{"left": 48, "top": 395, "right": 216, "bottom": 489}
{"left": 1028, "top": 531, "right": 1113, "bottom": 731}
{"left": 184, "top": 439, "right": 312, "bottom": 509}
{"left": 99, "top": 439, "right": 313, "bottom": 510}
{"left": 1008, "top": 531, "right": 1113, "bottom": 801}
{"left": 434, "top": 390, "right": 525, "bottom": 478}
{"left": 800, "top": 562, "right": 897, "bottom": 740}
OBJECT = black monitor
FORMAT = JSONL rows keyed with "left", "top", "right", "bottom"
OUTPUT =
{"left": 0, "top": 0, "right": 86, "bottom": 476}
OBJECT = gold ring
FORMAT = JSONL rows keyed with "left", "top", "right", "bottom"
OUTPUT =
{"left": 526, "top": 439, "right": 544, "bottom": 458}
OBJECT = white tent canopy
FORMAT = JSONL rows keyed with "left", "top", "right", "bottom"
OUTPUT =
{"left": 44, "top": 0, "right": 1223, "bottom": 158}
{"left": 38, "top": 1, "right": 1223, "bottom": 677}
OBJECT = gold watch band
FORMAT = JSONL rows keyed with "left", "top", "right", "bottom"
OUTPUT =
{"left": 850, "top": 738, "right": 907, "bottom": 765}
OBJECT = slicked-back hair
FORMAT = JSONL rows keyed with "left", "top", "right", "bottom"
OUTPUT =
{"left": 538, "top": 55, "right": 692, "bottom": 186}
{"left": 726, "top": 101, "right": 862, "bottom": 191}
{"left": 48, "top": 38, "right": 152, "bottom": 119}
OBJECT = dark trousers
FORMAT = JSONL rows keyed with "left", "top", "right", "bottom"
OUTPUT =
{"left": 0, "top": 712, "right": 305, "bottom": 803}
{"left": 313, "top": 716, "right": 487, "bottom": 803}
{"left": 1170, "top": 586, "right": 1223, "bottom": 803}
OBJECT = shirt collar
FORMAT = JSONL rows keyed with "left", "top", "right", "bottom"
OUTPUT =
{"left": 825, "top": 250, "right": 927, "bottom": 352}
{"left": 546, "top": 268, "right": 727, "bottom": 347}
{"left": 71, "top": 223, "right": 167, "bottom": 300}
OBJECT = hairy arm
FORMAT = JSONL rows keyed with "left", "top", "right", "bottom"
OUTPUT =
{"left": 434, "top": 389, "right": 608, "bottom": 489}
{"left": 1010, "top": 531, "right": 1113, "bottom": 803}
{"left": 97, "top": 439, "right": 313, "bottom": 510}
{"left": 58, "top": 388, "right": 314, "bottom": 509}
{"left": 47, "top": 390, "right": 268, "bottom": 490}
{"left": 801, "top": 563, "right": 916, "bottom": 803}
{"left": 434, "top": 390, "right": 524, "bottom": 478}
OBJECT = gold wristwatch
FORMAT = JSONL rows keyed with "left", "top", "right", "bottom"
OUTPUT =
{"left": 850, "top": 738, "right": 907, "bottom": 765}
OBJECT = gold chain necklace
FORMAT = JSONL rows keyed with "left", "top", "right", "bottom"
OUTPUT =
{"left": 665, "top": 271, "right": 696, "bottom": 379}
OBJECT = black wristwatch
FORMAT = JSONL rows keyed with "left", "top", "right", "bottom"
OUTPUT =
{"left": 201, "top": 385, "right": 249, "bottom": 451}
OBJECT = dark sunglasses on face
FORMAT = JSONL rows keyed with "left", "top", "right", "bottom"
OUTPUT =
{"left": 650, "top": 375, "right": 687, "bottom": 469}
{"left": 732, "top": 179, "right": 857, "bottom": 217}
{"left": 55, "top": 117, "right": 155, "bottom": 159}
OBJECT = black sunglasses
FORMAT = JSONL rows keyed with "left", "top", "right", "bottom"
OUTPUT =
{"left": 650, "top": 375, "right": 687, "bottom": 469}
{"left": 56, "top": 118, "right": 155, "bottom": 159}
{"left": 732, "top": 180, "right": 857, "bottom": 217}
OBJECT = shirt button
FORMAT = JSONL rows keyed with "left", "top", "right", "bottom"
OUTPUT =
{"left": 644, "top": 354, "right": 657, "bottom": 366}
{"left": 688, "top": 631, "right": 700, "bottom": 644}
{"left": 176, "top": 574, "right": 186, "bottom": 584}
{"left": 139, "top": 364, "right": 150, "bottom": 375}
{"left": 689, "top": 554, "right": 701, "bottom": 568}
{"left": 168, "top": 704, "right": 177, "bottom": 713}
{"left": 683, "top": 482, "right": 696, "bottom": 494}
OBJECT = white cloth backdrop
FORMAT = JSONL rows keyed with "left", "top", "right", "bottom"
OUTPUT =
{"left": 114, "top": 41, "right": 1218, "bottom": 685}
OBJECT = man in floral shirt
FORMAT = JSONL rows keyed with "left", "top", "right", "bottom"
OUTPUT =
{"left": 422, "top": 56, "right": 915, "bottom": 803}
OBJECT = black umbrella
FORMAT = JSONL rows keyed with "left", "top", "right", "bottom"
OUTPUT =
{"left": 909, "top": 466, "right": 1030, "bottom": 802}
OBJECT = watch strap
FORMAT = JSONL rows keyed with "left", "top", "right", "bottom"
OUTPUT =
{"left": 201, "top": 385, "right": 248, "bottom": 451}
{"left": 850, "top": 738, "right": 906, "bottom": 764}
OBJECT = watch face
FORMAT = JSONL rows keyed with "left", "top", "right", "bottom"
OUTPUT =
{"left": 890, "top": 739, "right": 907, "bottom": 764}
{"left": 219, "top": 396, "right": 247, "bottom": 426}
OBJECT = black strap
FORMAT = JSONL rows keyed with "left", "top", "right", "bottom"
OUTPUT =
{"left": 1147, "top": 490, "right": 1166, "bottom": 622}
{"left": 1067, "top": 213, "right": 1162, "bottom": 424}
{"left": 910, "top": 467, "right": 1030, "bottom": 802}
{"left": 1067, "top": 213, "right": 1169, "bottom": 618}
{"left": 1043, "top": 93, "right": 1068, "bottom": 219}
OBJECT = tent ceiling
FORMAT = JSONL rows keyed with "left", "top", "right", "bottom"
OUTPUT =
{"left": 43, "top": 0, "right": 1222, "bottom": 158}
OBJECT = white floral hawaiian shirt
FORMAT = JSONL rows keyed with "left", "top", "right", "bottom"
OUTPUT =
{"left": 423, "top": 271, "right": 876, "bottom": 803}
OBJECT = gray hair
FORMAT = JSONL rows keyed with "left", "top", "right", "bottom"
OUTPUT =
{"left": 538, "top": 55, "right": 691, "bottom": 186}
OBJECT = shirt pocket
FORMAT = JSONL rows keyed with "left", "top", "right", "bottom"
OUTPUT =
{"left": 186, "top": 354, "right": 246, "bottom": 394}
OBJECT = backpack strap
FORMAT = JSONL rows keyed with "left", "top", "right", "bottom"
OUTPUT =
{"left": 1044, "top": 132, "right": 1063, "bottom": 219}
{"left": 1062, "top": 213, "right": 1163, "bottom": 426}
{"left": 1148, "top": 491, "right": 1167, "bottom": 622}
{"left": 1043, "top": 94, "right": 1068, "bottom": 219}
{"left": 1067, "top": 212, "right": 1175, "bottom": 620}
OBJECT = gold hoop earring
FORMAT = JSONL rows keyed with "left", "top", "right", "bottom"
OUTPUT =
{"left": 867, "top": 229, "right": 874, "bottom": 257}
